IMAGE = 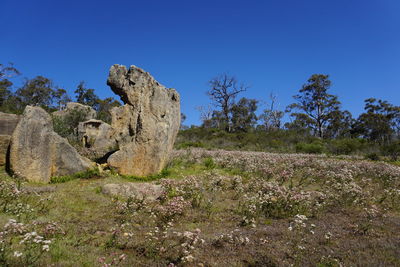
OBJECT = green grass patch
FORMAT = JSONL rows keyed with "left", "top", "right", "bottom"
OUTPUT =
{"left": 203, "top": 157, "right": 216, "bottom": 169}
{"left": 391, "top": 161, "right": 400, "bottom": 166}
{"left": 119, "top": 168, "right": 172, "bottom": 182}
{"left": 50, "top": 168, "right": 100, "bottom": 184}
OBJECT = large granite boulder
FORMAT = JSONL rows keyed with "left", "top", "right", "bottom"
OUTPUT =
{"left": 0, "top": 112, "right": 20, "bottom": 166}
{"left": 9, "top": 106, "right": 94, "bottom": 183}
{"left": 106, "top": 64, "right": 180, "bottom": 176}
{"left": 53, "top": 102, "right": 96, "bottom": 121}
{"left": 77, "top": 119, "right": 117, "bottom": 158}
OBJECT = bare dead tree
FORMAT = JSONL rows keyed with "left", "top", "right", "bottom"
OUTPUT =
{"left": 260, "top": 93, "right": 284, "bottom": 131}
{"left": 0, "top": 62, "right": 20, "bottom": 79}
{"left": 196, "top": 105, "right": 214, "bottom": 123}
{"left": 207, "top": 73, "right": 248, "bottom": 132}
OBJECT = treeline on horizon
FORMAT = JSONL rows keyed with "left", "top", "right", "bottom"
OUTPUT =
{"left": 1, "top": 63, "right": 399, "bottom": 160}
{"left": 178, "top": 73, "right": 400, "bottom": 160}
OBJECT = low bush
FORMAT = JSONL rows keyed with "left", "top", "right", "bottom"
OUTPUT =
{"left": 176, "top": 127, "right": 396, "bottom": 156}
{"left": 203, "top": 157, "right": 216, "bottom": 169}
{"left": 381, "top": 141, "right": 400, "bottom": 161}
{"left": 295, "top": 142, "right": 325, "bottom": 154}
{"left": 52, "top": 108, "right": 88, "bottom": 139}
{"left": 0, "top": 219, "right": 54, "bottom": 266}
{"left": 365, "top": 153, "right": 381, "bottom": 161}
{"left": 176, "top": 141, "right": 205, "bottom": 149}
{"left": 327, "top": 138, "right": 365, "bottom": 155}
{"left": 119, "top": 167, "right": 172, "bottom": 182}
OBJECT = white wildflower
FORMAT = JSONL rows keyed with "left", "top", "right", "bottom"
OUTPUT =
{"left": 13, "top": 251, "right": 23, "bottom": 257}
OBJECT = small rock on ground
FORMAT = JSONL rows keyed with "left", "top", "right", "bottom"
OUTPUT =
{"left": 101, "top": 183, "right": 164, "bottom": 201}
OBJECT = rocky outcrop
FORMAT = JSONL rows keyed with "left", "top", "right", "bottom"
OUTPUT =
{"left": 4, "top": 65, "right": 181, "bottom": 179}
{"left": 53, "top": 102, "right": 96, "bottom": 121}
{"left": 106, "top": 64, "right": 180, "bottom": 176}
{"left": 102, "top": 183, "right": 164, "bottom": 201}
{"left": 9, "top": 106, "right": 94, "bottom": 183}
{"left": 0, "top": 112, "right": 20, "bottom": 166}
{"left": 77, "top": 119, "right": 117, "bottom": 158}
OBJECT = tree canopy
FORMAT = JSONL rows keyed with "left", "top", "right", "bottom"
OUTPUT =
{"left": 286, "top": 74, "right": 343, "bottom": 138}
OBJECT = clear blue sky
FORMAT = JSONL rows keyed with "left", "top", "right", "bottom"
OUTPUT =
{"left": 2, "top": 0, "right": 399, "bottom": 125}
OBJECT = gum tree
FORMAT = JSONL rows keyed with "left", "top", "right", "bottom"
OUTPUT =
{"left": 286, "top": 74, "right": 341, "bottom": 138}
{"left": 0, "top": 63, "right": 20, "bottom": 112}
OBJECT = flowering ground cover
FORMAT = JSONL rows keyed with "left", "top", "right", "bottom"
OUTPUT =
{"left": 0, "top": 148, "right": 399, "bottom": 266}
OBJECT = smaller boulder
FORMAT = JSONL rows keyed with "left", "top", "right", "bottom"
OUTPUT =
{"left": 102, "top": 183, "right": 164, "bottom": 201}
{"left": 0, "top": 112, "right": 20, "bottom": 166}
{"left": 77, "top": 119, "right": 117, "bottom": 158}
{"left": 53, "top": 102, "right": 96, "bottom": 121}
{"left": 0, "top": 112, "right": 20, "bottom": 135}
{"left": 0, "top": 135, "right": 11, "bottom": 166}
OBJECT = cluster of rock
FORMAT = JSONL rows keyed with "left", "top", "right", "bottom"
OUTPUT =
{"left": 0, "top": 64, "right": 180, "bottom": 183}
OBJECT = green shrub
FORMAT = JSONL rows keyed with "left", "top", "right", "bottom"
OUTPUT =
{"left": 159, "top": 168, "right": 171, "bottom": 177}
{"left": 295, "top": 142, "right": 325, "bottom": 154}
{"left": 176, "top": 141, "right": 205, "bottom": 149}
{"left": 52, "top": 115, "right": 71, "bottom": 138}
{"left": 365, "top": 153, "right": 380, "bottom": 161}
{"left": 52, "top": 108, "right": 88, "bottom": 139}
{"left": 328, "top": 138, "right": 364, "bottom": 155}
{"left": 381, "top": 141, "right": 400, "bottom": 161}
{"left": 203, "top": 157, "right": 216, "bottom": 169}
{"left": 176, "top": 126, "right": 396, "bottom": 158}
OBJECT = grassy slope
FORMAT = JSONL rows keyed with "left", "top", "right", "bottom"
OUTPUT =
{"left": 0, "top": 149, "right": 399, "bottom": 266}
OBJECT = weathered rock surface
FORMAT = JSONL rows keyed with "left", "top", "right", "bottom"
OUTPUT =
{"left": 0, "top": 112, "right": 20, "bottom": 135}
{"left": 53, "top": 102, "right": 96, "bottom": 121}
{"left": 0, "top": 135, "right": 11, "bottom": 166}
{"left": 9, "top": 106, "right": 94, "bottom": 183}
{"left": 0, "top": 112, "right": 20, "bottom": 166}
{"left": 106, "top": 64, "right": 180, "bottom": 176}
{"left": 77, "top": 119, "right": 117, "bottom": 158}
{"left": 102, "top": 183, "right": 164, "bottom": 201}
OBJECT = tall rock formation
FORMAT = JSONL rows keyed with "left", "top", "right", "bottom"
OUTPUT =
{"left": 106, "top": 64, "right": 180, "bottom": 176}
{"left": 9, "top": 106, "right": 93, "bottom": 183}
